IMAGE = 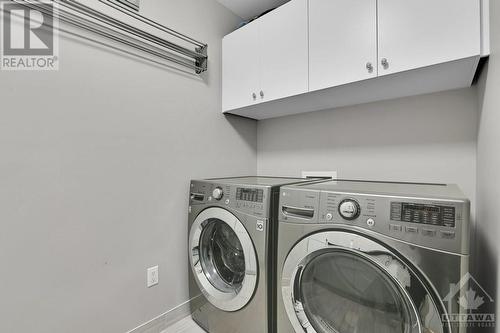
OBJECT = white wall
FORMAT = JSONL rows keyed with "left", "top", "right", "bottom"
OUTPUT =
{"left": 476, "top": 0, "right": 500, "bottom": 329}
{"left": 0, "top": 1, "right": 256, "bottom": 332}
{"left": 257, "top": 88, "right": 478, "bottom": 214}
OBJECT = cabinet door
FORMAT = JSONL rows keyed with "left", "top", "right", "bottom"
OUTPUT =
{"left": 378, "top": 0, "right": 481, "bottom": 76}
{"left": 309, "top": 0, "right": 378, "bottom": 91}
{"left": 222, "top": 23, "right": 260, "bottom": 112}
{"left": 259, "top": 0, "right": 309, "bottom": 102}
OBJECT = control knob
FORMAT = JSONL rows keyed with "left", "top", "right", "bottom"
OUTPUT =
{"left": 212, "top": 187, "right": 223, "bottom": 200}
{"left": 338, "top": 199, "right": 361, "bottom": 220}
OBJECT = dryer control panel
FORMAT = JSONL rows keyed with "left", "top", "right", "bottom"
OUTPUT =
{"left": 190, "top": 180, "right": 270, "bottom": 218}
{"left": 279, "top": 182, "right": 470, "bottom": 254}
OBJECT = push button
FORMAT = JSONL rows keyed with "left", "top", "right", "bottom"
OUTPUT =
{"left": 256, "top": 220, "right": 264, "bottom": 232}
{"left": 366, "top": 218, "right": 375, "bottom": 227}
{"left": 390, "top": 224, "right": 403, "bottom": 232}
{"left": 441, "top": 231, "right": 456, "bottom": 239}
{"left": 422, "top": 229, "right": 437, "bottom": 237}
{"left": 405, "top": 226, "right": 419, "bottom": 234}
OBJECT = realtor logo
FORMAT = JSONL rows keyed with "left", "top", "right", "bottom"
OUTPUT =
{"left": 1, "top": 0, "right": 59, "bottom": 70}
{"left": 442, "top": 272, "right": 495, "bottom": 329}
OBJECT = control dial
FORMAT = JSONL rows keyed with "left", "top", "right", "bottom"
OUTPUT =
{"left": 338, "top": 199, "right": 361, "bottom": 220}
{"left": 212, "top": 187, "right": 223, "bottom": 200}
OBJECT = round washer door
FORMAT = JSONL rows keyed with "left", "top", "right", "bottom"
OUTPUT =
{"left": 189, "top": 207, "right": 258, "bottom": 312}
{"left": 282, "top": 231, "right": 447, "bottom": 333}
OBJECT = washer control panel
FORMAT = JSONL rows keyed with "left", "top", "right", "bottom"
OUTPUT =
{"left": 279, "top": 186, "right": 469, "bottom": 254}
{"left": 338, "top": 199, "right": 361, "bottom": 220}
{"left": 390, "top": 202, "right": 456, "bottom": 227}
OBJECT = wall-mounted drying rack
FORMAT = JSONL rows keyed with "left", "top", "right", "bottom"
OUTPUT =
{"left": 11, "top": 0, "right": 208, "bottom": 73}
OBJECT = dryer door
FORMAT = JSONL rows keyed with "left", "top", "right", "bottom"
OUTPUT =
{"left": 282, "top": 231, "right": 447, "bottom": 333}
{"left": 190, "top": 207, "right": 258, "bottom": 312}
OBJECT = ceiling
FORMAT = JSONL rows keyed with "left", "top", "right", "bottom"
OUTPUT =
{"left": 216, "top": 0, "right": 290, "bottom": 20}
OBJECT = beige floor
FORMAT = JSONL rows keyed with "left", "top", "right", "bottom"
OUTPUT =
{"left": 161, "top": 316, "right": 205, "bottom": 333}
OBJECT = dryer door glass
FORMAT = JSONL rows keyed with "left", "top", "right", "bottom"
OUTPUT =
{"left": 299, "top": 251, "right": 412, "bottom": 333}
{"left": 190, "top": 207, "right": 257, "bottom": 312}
{"left": 199, "top": 218, "right": 246, "bottom": 293}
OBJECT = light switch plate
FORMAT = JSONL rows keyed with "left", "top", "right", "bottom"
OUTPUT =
{"left": 147, "top": 266, "right": 159, "bottom": 288}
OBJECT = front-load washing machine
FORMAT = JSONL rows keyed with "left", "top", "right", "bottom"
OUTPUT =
{"left": 277, "top": 180, "right": 470, "bottom": 333}
{"left": 188, "top": 176, "right": 319, "bottom": 333}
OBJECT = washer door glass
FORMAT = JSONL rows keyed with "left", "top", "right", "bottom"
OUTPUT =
{"left": 299, "top": 251, "right": 412, "bottom": 333}
{"left": 200, "top": 218, "right": 246, "bottom": 293}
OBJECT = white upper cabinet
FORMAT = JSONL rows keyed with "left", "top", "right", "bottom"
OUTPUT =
{"left": 222, "top": 0, "right": 308, "bottom": 112}
{"left": 377, "top": 0, "right": 481, "bottom": 76}
{"left": 309, "top": 0, "right": 378, "bottom": 91}
{"left": 222, "top": 0, "right": 486, "bottom": 119}
{"left": 259, "top": 0, "right": 309, "bottom": 102}
{"left": 222, "top": 23, "right": 260, "bottom": 112}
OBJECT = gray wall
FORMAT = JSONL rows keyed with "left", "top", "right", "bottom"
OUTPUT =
{"left": 257, "top": 88, "right": 478, "bottom": 214}
{"left": 477, "top": 0, "right": 500, "bottom": 329}
{"left": 0, "top": 1, "right": 256, "bottom": 333}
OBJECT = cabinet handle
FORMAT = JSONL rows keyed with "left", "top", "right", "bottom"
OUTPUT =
{"left": 260, "top": 90, "right": 264, "bottom": 98}
{"left": 381, "top": 58, "right": 389, "bottom": 69}
{"left": 252, "top": 92, "right": 257, "bottom": 100}
{"left": 366, "top": 62, "right": 373, "bottom": 73}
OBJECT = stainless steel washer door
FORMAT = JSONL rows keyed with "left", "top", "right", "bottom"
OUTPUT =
{"left": 190, "top": 207, "right": 258, "bottom": 312}
{"left": 282, "top": 231, "right": 447, "bottom": 333}
{"left": 298, "top": 250, "right": 413, "bottom": 333}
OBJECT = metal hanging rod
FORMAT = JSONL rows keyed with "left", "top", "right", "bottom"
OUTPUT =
{"left": 58, "top": 0, "right": 205, "bottom": 61}
{"left": 10, "top": 0, "right": 208, "bottom": 73}
{"left": 100, "top": 0, "right": 206, "bottom": 48}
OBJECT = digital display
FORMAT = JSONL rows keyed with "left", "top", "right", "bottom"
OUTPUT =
{"left": 236, "top": 188, "right": 263, "bottom": 203}
{"left": 391, "top": 202, "right": 455, "bottom": 227}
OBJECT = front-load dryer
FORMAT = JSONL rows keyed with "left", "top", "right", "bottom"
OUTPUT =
{"left": 188, "top": 176, "right": 319, "bottom": 333}
{"left": 277, "top": 180, "right": 470, "bottom": 333}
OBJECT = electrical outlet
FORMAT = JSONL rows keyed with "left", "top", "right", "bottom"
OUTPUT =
{"left": 147, "top": 266, "right": 159, "bottom": 288}
{"left": 301, "top": 171, "right": 338, "bottom": 179}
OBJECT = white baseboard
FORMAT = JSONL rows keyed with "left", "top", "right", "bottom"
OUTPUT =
{"left": 126, "top": 296, "right": 200, "bottom": 333}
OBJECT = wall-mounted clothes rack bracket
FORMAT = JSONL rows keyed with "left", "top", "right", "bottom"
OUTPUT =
{"left": 195, "top": 44, "right": 208, "bottom": 74}
{"left": 10, "top": 0, "right": 209, "bottom": 74}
